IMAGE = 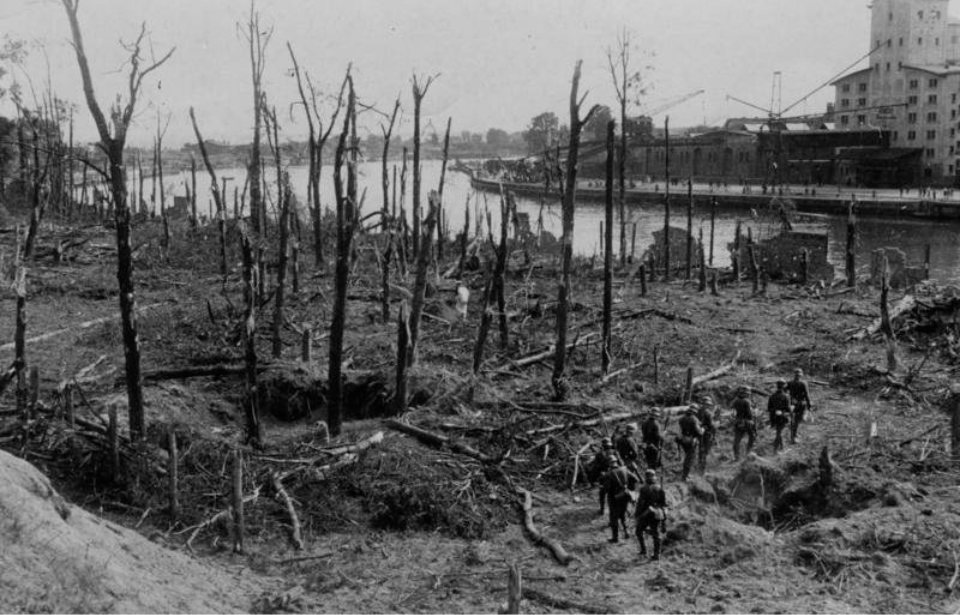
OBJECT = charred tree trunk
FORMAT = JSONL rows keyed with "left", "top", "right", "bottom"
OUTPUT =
{"left": 408, "top": 192, "right": 439, "bottom": 368}
{"left": 411, "top": 74, "right": 436, "bottom": 261}
{"left": 686, "top": 178, "right": 693, "bottom": 280}
{"left": 552, "top": 61, "right": 596, "bottom": 401}
{"left": 495, "top": 191, "right": 513, "bottom": 353}
{"left": 379, "top": 99, "right": 400, "bottom": 323}
{"left": 437, "top": 117, "right": 452, "bottom": 261}
{"left": 473, "top": 262, "right": 495, "bottom": 375}
{"left": 14, "top": 267, "right": 27, "bottom": 418}
{"left": 189, "top": 107, "right": 228, "bottom": 276}
{"left": 733, "top": 220, "right": 742, "bottom": 282}
{"left": 879, "top": 254, "right": 897, "bottom": 372}
{"left": 239, "top": 226, "right": 262, "bottom": 447}
{"left": 394, "top": 302, "right": 410, "bottom": 414}
{"left": 328, "top": 77, "right": 357, "bottom": 437}
{"left": 846, "top": 204, "right": 857, "bottom": 288}
{"left": 663, "top": 117, "right": 671, "bottom": 281}
{"left": 190, "top": 156, "right": 198, "bottom": 228}
{"left": 602, "top": 120, "right": 615, "bottom": 374}
{"left": 709, "top": 197, "right": 716, "bottom": 267}
{"left": 272, "top": 173, "right": 291, "bottom": 359}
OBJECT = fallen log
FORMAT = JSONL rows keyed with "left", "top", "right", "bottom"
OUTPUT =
{"left": 517, "top": 488, "right": 573, "bottom": 566}
{"left": 384, "top": 418, "right": 496, "bottom": 463}
{"left": 522, "top": 587, "right": 619, "bottom": 614}
{"left": 512, "top": 333, "right": 599, "bottom": 369}
{"left": 691, "top": 351, "right": 741, "bottom": 387}
{"left": 851, "top": 294, "right": 916, "bottom": 340}
{"left": 525, "top": 405, "right": 690, "bottom": 438}
{"left": 0, "top": 302, "right": 168, "bottom": 352}
{"left": 178, "top": 486, "right": 261, "bottom": 550}
{"left": 271, "top": 472, "right": 304, "bottom": 551}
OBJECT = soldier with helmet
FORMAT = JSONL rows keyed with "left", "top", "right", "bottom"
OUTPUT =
{"left": 676, "top": 407, "right": 704, "bottom": 480}
{"left": 786, "top": 368, "right": 813, "bottom": 444}
{"left": 640, "top": 411, "right": 664, "bottom": 470}
{"left": 615, "top": 423, "right": 641, "bottom": 474}
{"left": 694, "top": 394, "right": 717, "bottom": 473}
{"left": 767, "top": 379, "right": 791, "bottom": 452}
{"left": 732, "top": 386, "right": 757, "bottom": 461}
{"left": 601, "top": 456, "right": 638, "bottom": 543}
{"left": 635, "top": 468, "right": 667, "bottom": 560}
{"left": 588, "top": 437, "right": 619, "bottom": 515}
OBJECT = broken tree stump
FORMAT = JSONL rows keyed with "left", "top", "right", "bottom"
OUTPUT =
{"left": 168, "top": 426, "right": 180, "bottom": 521}
{"left": 231, "top": 449, "right": 245, "bottom": 554}
{"left": 271, "top": 472, "right": 304, "bottom": 551}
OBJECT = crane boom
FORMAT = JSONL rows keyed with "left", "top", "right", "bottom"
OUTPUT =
{"left": 643, "top": 89, "right": 705, "bottom": 117}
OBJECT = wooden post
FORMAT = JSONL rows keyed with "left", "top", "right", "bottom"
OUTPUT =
{"left": 709, "top": 197, "right": 716, "bottom": 266}
{"left": 846, "top": 204, "right": 856, "bottom": 288}
{"left": 924, "top": 244, "right": 931, "bottom": 280}
{"left": 685, "top": 178, "right": 693, "bottom": 280}
{"left": 710, "top": 270, "right": 719, "bottom": 296}
{"left": 684, "top": 365, "right": 694, "bottom": 403}
{"left": 506, "top": 563, "right": 522, "bottom": 614}
{"left": 880, "top": 254, "right": 897, "bottom": 372}
{"left": 951, "top": 390, "right": 960, "bottom": 462}
{"left": 231, "top": 449, "right": 245, "bottom": 554}
{"left": 639, "top": 264, "right": 648, "bottom": 296}
{"left": 749, "top": 244, "right": 760, "bottom": 294}
{"left": 653, "top": 344, "right": 660, "bottom": 387}
{"left": 108, "top": 404, "right": 120, "bottom": 482}
{"left": 495, "top": 192, "right": 512, "bottom": 353}
{"left": 437, "top": 117, "right": 452, "bottom": 261}
{"left": 14, "top": 265, "right": 27, "bottom": 419}
{"left": 473, "top": 263, "right": 495, "bottom": 375}
{"left": 602, "top": 120, "right": 615, "bottom": 374}
{"left": 630, "top": 222, "right": 637, "bottom": 263}
{"left": 64, "top": 384, "right": 75, "bottom": 428}
{"left": 818, "top": 446, "right": 833, "bottom": 489}
{"left": 394, "top": 301, "right": 410, "bottom": 414}
{"left": 301, "top": 327, "right": 312, "bottom": 362}
{"left": 800, "top": 248, "right": 809, "bottom": 285}
{"left": 599, "top": 221, "right": 604, "bottom": 258}
{"left": 190, "top": 156, "right": 198, "bottom": 228}
{"left": 168, "top": 427, "right": 180, "bottom": 521}
{"left": 663, "top": 117, "right": 671, "bottom": 281}
{"left": 733, "top": 221, "right": 742, "bottom": 282}
{"left": 698, "top": 236, "right": 707, "bottom": 293}
{"left": 29, "top": 365, "right": 39, "bottom": 415}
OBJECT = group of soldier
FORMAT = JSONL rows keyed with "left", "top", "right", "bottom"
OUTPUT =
{"left": 588, "top": 368, "right": 813, "bottom": 560}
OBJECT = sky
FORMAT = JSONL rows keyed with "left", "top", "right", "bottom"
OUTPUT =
{"left": 0, "top": 0, "right": 906, "bottom": 148}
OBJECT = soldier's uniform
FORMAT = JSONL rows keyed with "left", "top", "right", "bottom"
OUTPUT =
{"left": 786, "top": 369, "right": 812, "bottom": 444}
{"left": 695, "top": 397, "right": 716, "bottom": 474}
{"left": 640, "top": 414, "right": 664, "bottom": 470}
{"left": 602, "top": 459, "right": 638, "bottom": 543}
{"left": 676, "top": 409, "right": 703, "bottom": 480}
{"left": 635, "top": 469, "right": 667, "bottom": 560}
{"left": 732, "top": 388, "right": 757, "bottom": 461}
{"left": 589, "top": 438, "right": 618, "bottom": 514}
{"left": 767, "top": 380, "right": 791, "bottom": 453}
{"left": 615, "top": 424, "right": 641, "bottom": 474}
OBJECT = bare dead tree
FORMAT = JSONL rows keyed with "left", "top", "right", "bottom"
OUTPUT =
{"left": 552, "top": 60, "right": 599, "bottom": 401}
{"left": 411, "top": 73, "right": 437, "bottom": 261}
{"left": 288, "top": 43, "right": 347, "bottom": 267}
{"left": 437, "top": 117, "right": 452, "bottom": 260}
{"left": 243, "top": 3, "right": 271, "bottom": 296}
{"left": 602, "top": 120, "right": 615, "bottom": 374}
{"left": 494, "top": 189, "right": 513, "bottom": 353}
{"left": 380, "top": 98, "right": 400, "bottom": 322}
{"left": 239, "top": 223, "right": 262, "bottom": 447}
{"left": 61, "top": 0, "right": 174, "bottom": 441}
{"left": 155, "top": 111, "right": 171, "bottom": 259}
{"left": 263, "top": 103, "right": 290, "bottom": 359}
{"left": 328, "top": 74, "right": 358, "bottom": 437}
{"left": 189, "top": 156, "right": 197, "bottom": 227}
{"left": 408, "top": 191, "right": 439, "bottom": 368}
{"left": 606, "top": 28, "right": 649, "bottom": 269}
{"left": 189, "top": 107, "right": 228, "bottom": 276}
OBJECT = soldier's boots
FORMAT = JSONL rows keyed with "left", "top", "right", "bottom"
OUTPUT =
{"left": 609, "top": 525, "right": 620, "bottom": 543}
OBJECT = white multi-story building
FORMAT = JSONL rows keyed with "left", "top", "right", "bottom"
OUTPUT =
{"left": 834, "top": 0, "right": 960, "bottom": 184}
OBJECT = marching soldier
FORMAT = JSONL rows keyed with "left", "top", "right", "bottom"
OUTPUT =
{"left": 589, "top": 437, "right": 619, "bottom": 515}
{"left": 786, "top": 368, "right": 813, "bottom": 444}
{"left": 602, "top": 457, "right": 638, "bottom": 543}
{"left": 767, "top": 380, "right": 791, "bottom": 452}
{"left": 695, "top": 395, "right": 717, "bottom": 473}
{"left": 615, "top": 423, "right": 641, "bottom": 474}
{"left": 676, "top": 408, "right": 703, "bottom": 480}
{"left": 732, "top": 387, "right": 757, "bottom": 461}
{"left": 641, "top": 412, "right": 664, "bottom": 471}
{"left": 635, "top": 469, "right": 667, "bottom": 560}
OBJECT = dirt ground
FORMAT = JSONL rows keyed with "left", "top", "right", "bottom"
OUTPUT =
{"left": 1, "top": 214, "right": 959, "bottom": 614}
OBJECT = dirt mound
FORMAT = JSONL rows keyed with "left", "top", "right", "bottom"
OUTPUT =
{"left": 0, "top": 449, "right": 263, "bottom": 613}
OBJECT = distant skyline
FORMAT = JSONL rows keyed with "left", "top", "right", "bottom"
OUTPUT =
{"left": 0, "top": 0, "right": 930, "bottom": 148}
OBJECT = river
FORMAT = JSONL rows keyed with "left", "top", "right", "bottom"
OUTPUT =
{"left": 144, "top": 160, "right": 960, "bottom": 284}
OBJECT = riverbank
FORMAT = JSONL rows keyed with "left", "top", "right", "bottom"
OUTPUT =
{"left": 470, "top": 175, "right": 960, "bottom": 220}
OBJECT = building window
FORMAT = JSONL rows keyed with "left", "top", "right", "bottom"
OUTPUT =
{"left": 929, "top": 94, "right": 938, "bottom": 104}
{"left": 926, "top": 148, "right": 935, "bottom": 157}
{"left": 929, "top": 78, "right": 939, "bottom": 88}
{"left": 935, "top": 10, "right": 942, "bottom": 19}
{"left": 908, "top": 95, "right": 918, "bottom": 104}
{"left": 919, "top": 37, "right": 923, "bottom": 45}
{"left": 909, "top": 79, "right": 919, "bottom": 89}
{"left": 858, "top": 115, "right": 866, "bottom": 125}
{"left": 858, "top": 97, "right": 867, "bottom": 107}
{"left": 954, "top": 36, "right": 959, "bottom": 45}
{"left": 841, "top": 99, "right": 850, "bottom": 108}
{"left": 908, "top": 112, "right": 918, "bottom": 123}
{"left": 928, "top": 112, "right": 938, "bottom": 122}
{"left": 953, "top": 93, "right": 957, "bottom": 103}
{"left": 842, "top": 83, "right": 850, "bottom": 93}
{"left": 887, "top": 39, "right": 892, "bottom": 48}
{"left": 951, "top": 146, "right": 955, "bottom": 155}
{"left": 900, "top": 37, "right": 904, "bottom": 46}
{"left": 927, "top": 129, "right": 937, "bottom": 139}
{"left": 894, "top": 131, "right": 899, "bottom": 141}
{"left": 840, "top": 115, "right": 849, "bottom": 125}
{"left": 886, "top": 62, "right": 891, "bottom": 72}
{"left": 899, "top": 61, "right": 903, "bottom": 70}
{"left": 908, "top": 130, "right": 917, "bottom": 140}
{"left": 936, "top": 38, "right": 940, "bottom": 46}
{"left": 858, "top": 83, "right": 868, "bottom": 92}
{"left": 889, "top": 11, "right": 893, "bottom": 21}
{"left": 953, "top": 110, "right": 957, "bottom": 119}
{"left": 950, "top": 165, "right": 954, "bottom": 175}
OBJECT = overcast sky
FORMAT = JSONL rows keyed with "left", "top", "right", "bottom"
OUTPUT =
{"left": 0, "top": 0, "right": 904, "bottom": 148}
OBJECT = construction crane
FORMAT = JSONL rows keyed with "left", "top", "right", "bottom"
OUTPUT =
{"left": 640, "top": 89, "right": 705, "bottom": 118}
